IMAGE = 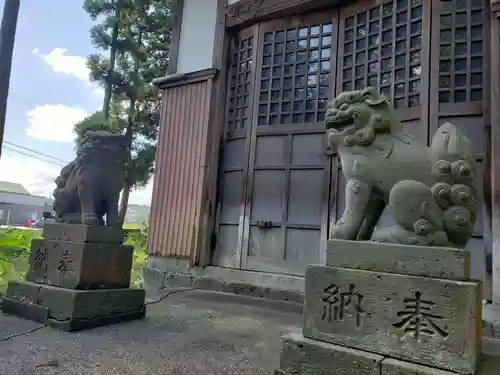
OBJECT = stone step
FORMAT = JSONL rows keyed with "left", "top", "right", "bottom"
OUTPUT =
{"left": 277, "top": 330, "right": 500, "bottom": 375}
{"left": 280, "top": 330, "right": 382, "bottom": 375}
{"left": 2, "top": 280, "right": 145, "bottom": 331}
{"left": 303, "top": 265, "right": 482, "bottom": 375}
{"left": 26, "top": 238, "right": 133, "bottom": 289}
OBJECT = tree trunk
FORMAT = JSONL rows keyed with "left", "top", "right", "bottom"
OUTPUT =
{"left": 102, "top": 0, "right": 122, "bottom": 120}
{"left": 117, "top": 120, "right": 134, "bottom": 226}
{"left": 118, "top": 182, "right": 131, "bottom": 226}
{"left": 117, "top": 20, "right": 144, "bottom": 226}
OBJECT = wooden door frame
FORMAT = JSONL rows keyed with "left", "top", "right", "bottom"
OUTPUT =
{"left": 489, "top": 0, "right": 499, "bottom": 303}
{"left": 238, "top": 11, "right": 339, "bottom": 275}
{"left": 225, "top": 0, "right": 347, "bottom": 28}
{"left": 212, "top": 24, "right": 260, "bottom": 269}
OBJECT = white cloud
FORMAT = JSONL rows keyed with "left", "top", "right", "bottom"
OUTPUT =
{"left": 33, "top": 48, "right": 90, "bottom": 82}
{"left": 0, "top": 152, "right": 59, "bottom": 198}
{"left": 33, "top": 48, "right": 104, "bottom": 103}
{"left": 25, "top": 104, "right": 88, "bottom": 143}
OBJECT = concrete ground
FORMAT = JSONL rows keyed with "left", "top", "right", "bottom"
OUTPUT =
{"left": 0, "top": 289, "right": 302, "bottom": 375}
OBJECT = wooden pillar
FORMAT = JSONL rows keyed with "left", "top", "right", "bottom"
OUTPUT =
{"left": 490, "top": 0, "right": 500, "bottom": 303}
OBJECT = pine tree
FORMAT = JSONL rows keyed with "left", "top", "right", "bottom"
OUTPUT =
{"left": 82, "top": 0, "right": 173, "bottom": 224}
{"left": 83, "top": 0, "right": 123, "bottom": 120}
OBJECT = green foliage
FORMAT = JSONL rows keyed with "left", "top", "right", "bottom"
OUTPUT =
{"left": 0, "top": 229, "right": 42, "bottom": 295}
{"left": 83, "top": 0, "right": 117, "bottom": 20}
{"left": 73, "top": 111, "right": 119, "bottom": 154}
{"left": 0, "top": 228, "right": 147, "bottom": 296}
{"left": 124, "top": 226, "right": 148, "bottom": 287}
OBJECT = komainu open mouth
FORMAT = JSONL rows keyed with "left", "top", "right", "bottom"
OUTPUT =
{"left": 325, "top": 115, "right": 356, "bottom": 134}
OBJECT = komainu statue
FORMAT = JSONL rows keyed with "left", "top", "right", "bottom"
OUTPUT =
{"left": 325, "top": 87, "right": 476, "bottom": 248}
{"left": 53, "top": 130, "right": 127, "bottom": 227}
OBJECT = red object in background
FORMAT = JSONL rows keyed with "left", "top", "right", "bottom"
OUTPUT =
{"left": 24, "top": 219, "right": 33, "bottom": 227}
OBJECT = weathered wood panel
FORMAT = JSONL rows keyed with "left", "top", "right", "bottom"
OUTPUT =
{"left": 148, "top": 78, "right": 213, "bottom": 263}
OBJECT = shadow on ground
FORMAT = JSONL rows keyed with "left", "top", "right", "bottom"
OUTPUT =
{"left": 0, "top": 290, "right": 302, "bottom": 375}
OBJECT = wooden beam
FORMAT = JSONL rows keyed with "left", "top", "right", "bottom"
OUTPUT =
{"left": 225, "top": 0, "right": 348, "bottom": 28}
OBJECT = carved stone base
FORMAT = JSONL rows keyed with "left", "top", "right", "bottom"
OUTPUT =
{"left": 277, "top": 330, "right": 484, "bottom": 375}
{"left": 326, "top": 239, "right": 470, "bottom": 280}
{"left": 43, "top": 223, "right": 124, "bottom": 244}
{"left": 26, "top": 238, "right": 133, "bottom": 289}
{"left": 303, "top": 265, "right": 482, "bottom": 374}
{"left": 2, "top": 280, "right": 145, "bottom": 332}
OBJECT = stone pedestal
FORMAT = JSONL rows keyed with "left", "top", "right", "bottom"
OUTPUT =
{"left": 1, "top": 224, "right": 146, "bottom": 331}
{"left": 275, "top": 240, "right": 487, "bottom": 375}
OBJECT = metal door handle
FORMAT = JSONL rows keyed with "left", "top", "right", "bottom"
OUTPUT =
{"left": 256, "top": 221, "right": 272, "bottom": 229}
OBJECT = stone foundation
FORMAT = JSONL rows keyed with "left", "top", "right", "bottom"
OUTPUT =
{"left": 27, "top": 238, "right": 133, "bottom": 289}
{"left": 274, "top": 240, "right": 488, "bottom": 375}
{"left": 1, "top": 224, "right": 146, "bottom": 331}
{"left": 280, "top": 331, "right": 382, "bottom": 375}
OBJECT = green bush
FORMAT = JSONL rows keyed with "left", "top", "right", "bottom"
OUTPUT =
{"left": 124, "top": 226, "right": 148, "bottom": 288}
{"left": 0, "top": 228, "right": 147, "bottom": 296}
{"left": 0, "top": 229, "right": 41, "bottom": 294}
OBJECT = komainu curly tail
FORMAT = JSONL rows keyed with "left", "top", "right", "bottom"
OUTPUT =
{"left": 429, "top": 122, "right": 477, "bottom": 247}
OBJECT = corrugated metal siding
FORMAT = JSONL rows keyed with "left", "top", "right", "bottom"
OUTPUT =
{"left": 148, "top": 79, "right": 212, "bottom": 263}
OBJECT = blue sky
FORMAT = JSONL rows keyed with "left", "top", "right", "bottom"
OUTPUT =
{"left": 0, "top": 0, "right": 153, "bottom": 205}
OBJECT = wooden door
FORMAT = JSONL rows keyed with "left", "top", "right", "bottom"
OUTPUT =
{"left": 213, "top": 0, "right": 489, "bottom": 282}
{"left": 239, "top": 13, "right": 338, "bottom": 276}
{"left": 212, "top": 27, "right": 258, "bottom": 269}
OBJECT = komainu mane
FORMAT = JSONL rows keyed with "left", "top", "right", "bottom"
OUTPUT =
{"left": 326, "top": 87, "right": 476, "bottom": 248}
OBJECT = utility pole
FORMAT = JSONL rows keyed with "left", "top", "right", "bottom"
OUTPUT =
{"left": 0, "top": 0, "right": 20, "bottom": 159}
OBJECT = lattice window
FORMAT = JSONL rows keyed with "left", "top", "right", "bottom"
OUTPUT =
{"left": 340, "top": 0, "right": 423, "bottom": 109}
{"left": 227, "top": 36, "right": 254, "bottom": 131}
{"left": 438, "top": 0, "right": 484, "bottom": 103}
{"left": 257, "top": 23, "right": 333, "bottom": 125}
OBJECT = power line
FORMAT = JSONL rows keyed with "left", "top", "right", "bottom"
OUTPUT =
{"left": 2, "top": 145, "right": 66, "bottom": 167}
{"left": 3, "top": 141, "right": 70, "bottom": 164}
{"left": 6, "top": 92, "right": 33, "bottom": 108}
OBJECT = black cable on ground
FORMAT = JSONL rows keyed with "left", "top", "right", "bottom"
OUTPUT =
{"left": 144, "top": 287, "right": 198, "bottom": 306}
{"left": 0, "top": 323, "right": 48, "bottom": 342}
{"left": 0, "top": 287, "right": 198, "bottom": 342}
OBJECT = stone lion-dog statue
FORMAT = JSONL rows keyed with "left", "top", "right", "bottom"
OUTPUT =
{"left": 53, "top": 130, "right": 127, "bottom": 227}
{"left": 325, "top": 87, "right": 477, "bottom": 248}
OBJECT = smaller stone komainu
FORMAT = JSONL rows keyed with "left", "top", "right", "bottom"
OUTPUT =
{"left": 325, "top": 87, "right": 477, "bottom": 248}
{"left": 52, "top": 130, "right": 127, "bottom": 227}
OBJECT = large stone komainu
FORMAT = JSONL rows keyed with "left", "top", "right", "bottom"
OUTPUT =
{"left": 53, "top": 130, "right": 127, "bottom": 227}
{"left": 325, "top": 87, "right": 476, "bottom": 248}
